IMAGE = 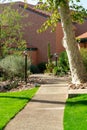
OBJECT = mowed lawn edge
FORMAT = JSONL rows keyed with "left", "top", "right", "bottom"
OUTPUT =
{"left": 0, "top": 87, "right": 39, "bottom": 130}
{"left": 64, "top": 94, "right": 87, "bottom": 130}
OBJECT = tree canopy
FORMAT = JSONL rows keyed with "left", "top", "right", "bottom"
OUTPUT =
{"left": 36, "top": 0, "right": 87, "bottom": 32}
{"left": 0, "top": 3, "right": 27, "bottom": 57}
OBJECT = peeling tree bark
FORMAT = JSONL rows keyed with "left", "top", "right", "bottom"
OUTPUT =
{"left": 59, "top": 1, "right": 87, "bottom": 84}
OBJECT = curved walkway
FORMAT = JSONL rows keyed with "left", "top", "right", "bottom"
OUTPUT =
{"left": 4, "top": 76, "right": 69, "bottom": 130}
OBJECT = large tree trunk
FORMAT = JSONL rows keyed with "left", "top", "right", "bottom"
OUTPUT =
{"left": 59, "top": 0, "right": 87, "bottom": 84}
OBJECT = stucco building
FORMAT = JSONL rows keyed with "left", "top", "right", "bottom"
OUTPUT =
{"left": 0, "top": 2, "right": 87, "bottom": 65}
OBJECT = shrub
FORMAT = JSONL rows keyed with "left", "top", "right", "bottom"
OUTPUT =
{"left": 45, "top": 62, "right": 55, "bottom": 73}
{"left": 53, "top": 66, "right": 64, "bottom": 76}
{"left": 37, "top": 62, "right": 46, "bottom": 73}
{"left": 0, "top": 54, "right": 31, "bottom": 80}
{"left": 58, "top": 51, "right": 69, "bottom": 69}
{"left": 29, "top": 64, "right": 40, "bottom": 74}
{"left": 80, "top": 48, "right": 87, "bottom": 71}
{"left": 53, "top": 51, "right": 70, "bottom": 75}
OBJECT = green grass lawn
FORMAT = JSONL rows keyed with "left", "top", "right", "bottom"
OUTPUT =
{"left": 64, "top": 94, "right": 87, "bottom": 130}
{"left": 0, "top": 87, "right": 38, "bottom": 130}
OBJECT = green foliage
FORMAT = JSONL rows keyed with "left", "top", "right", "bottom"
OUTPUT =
{"left": 58, "top": 51, "right": 69, "bottom": 71}
{"left": 64, "top": 94, "right": 87, "bottom": 130}
{"left": 36, "top": 0, "right": 87, "bottom": 33}
{"left": 0, "top": 4, "right": 28, "bottom": 57}
{"left": 53, "top": 66, "right": 65, "bottom": 76}
{"left": 45, "top": 62, "right": 55, "bottom": 73}
{"left": 0, "top": 55, "right": 31, "bottom": 80}
{"left": 45, "top": 43, "right": 55, "bottom": 73}
{"left": 80, "top": 48, "right": 87, "bottom": 71}
{"left": 0, "top": 87, "right": 38, "bottom": 130}
{"left": 29, "top": 64, "right": 40, "bottom": 74}
{"left": 53, "top": 51, "right": 70, "bottom": 75}
{"left": 37, "top": 10, "right": 60, "bottom": 32}
{"left": 37, "top": 62, "right": 46, "bottom": 73}
{"left": 29, "top": 62, "right": 46, "bottom": 74}
{"left": 45, "top": 51, "right": 69, "bottom": 75}
{"left": 70, "top": 1, "right": 87, "bottom": 23}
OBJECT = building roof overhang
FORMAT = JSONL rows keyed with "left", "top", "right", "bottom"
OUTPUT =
{"left": 77, "top": 32, "right": 87, "bottom": 43}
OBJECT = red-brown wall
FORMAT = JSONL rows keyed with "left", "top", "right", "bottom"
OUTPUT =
{"left": 0, "top": 2, "right": 57, "bottom": 64}
{"left": 56, "top": 23, "right": 65, "bottom": 54}
{"left": 17, "top": 2, "right": 56, "bottom": 64}
{"left": 1, "top": 2, "right": 87, "bottom": 65}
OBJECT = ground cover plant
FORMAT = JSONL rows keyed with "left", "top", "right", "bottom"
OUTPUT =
{"left": 0, "top": 87, "right": 38, "bottom": 130}
{"left": 0, "top": 54, "right": 31, "bottom": 80}
{"left": 64, "top": 94, "right": 87, "bottom": 130}
{"left": 53, "top": 51, "right": 69, "bottom": 76}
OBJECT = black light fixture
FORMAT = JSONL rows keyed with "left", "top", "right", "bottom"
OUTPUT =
{"left": 54, "top": 53, "right": 58, "bottom": 66}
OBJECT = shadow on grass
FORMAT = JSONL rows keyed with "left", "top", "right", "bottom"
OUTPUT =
{"left": 66, "top": 94, "right": 87, "bottom": 105}
{"left": 0, "top": 95, "right": 65, "bottom": 105}
{"left": 0, "top": 95, "right": 30, "bottom": 100}
{"left": 67, "top": 100, "right": 87, "bottom": 105}
{"left": 67, "top": 100, "right": 87, "bottom": 106}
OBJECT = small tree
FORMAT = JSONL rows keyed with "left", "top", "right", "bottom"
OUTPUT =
{"left": 45, "top": 43, "right": 54, "bottom": 73}
{"left": 0, "top": 4, "right": 27, "bottom": 57}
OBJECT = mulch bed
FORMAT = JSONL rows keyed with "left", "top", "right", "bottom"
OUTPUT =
{"left": 69, "top": 82, "right": 87, "bottom": 89}
{"left": 0, "top": 80, "right": 35, "bottom": 92}
{"left": 0, "top": 74, "right": 87, "bottom": 92}
{"left": 0, "top": 74, "right": 67, "bottom": 92}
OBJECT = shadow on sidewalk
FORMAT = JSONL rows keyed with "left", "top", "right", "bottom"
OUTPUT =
{"left": 31, "top": 99, "right": 65, "bottom": 105}
{"left": 0, "top": 95, "right": 66, "bottom": 105}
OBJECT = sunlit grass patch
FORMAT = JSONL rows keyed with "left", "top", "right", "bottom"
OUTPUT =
{"left": 0, "top": 87, "right": 38, "bottom": 130}
{"left": 64, "top": 94, "right": 87, "bottom": 130}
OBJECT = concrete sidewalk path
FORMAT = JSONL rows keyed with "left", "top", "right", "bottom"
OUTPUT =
{"left": 4, "top": 83, "right": 68, "bottom": 130}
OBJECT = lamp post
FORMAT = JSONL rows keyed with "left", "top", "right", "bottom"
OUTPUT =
{"left": 54, "top": 53, "right": 58, "bottom": 66}
{"left": 24, "top": 50, "right": 28, "bottom": 83}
